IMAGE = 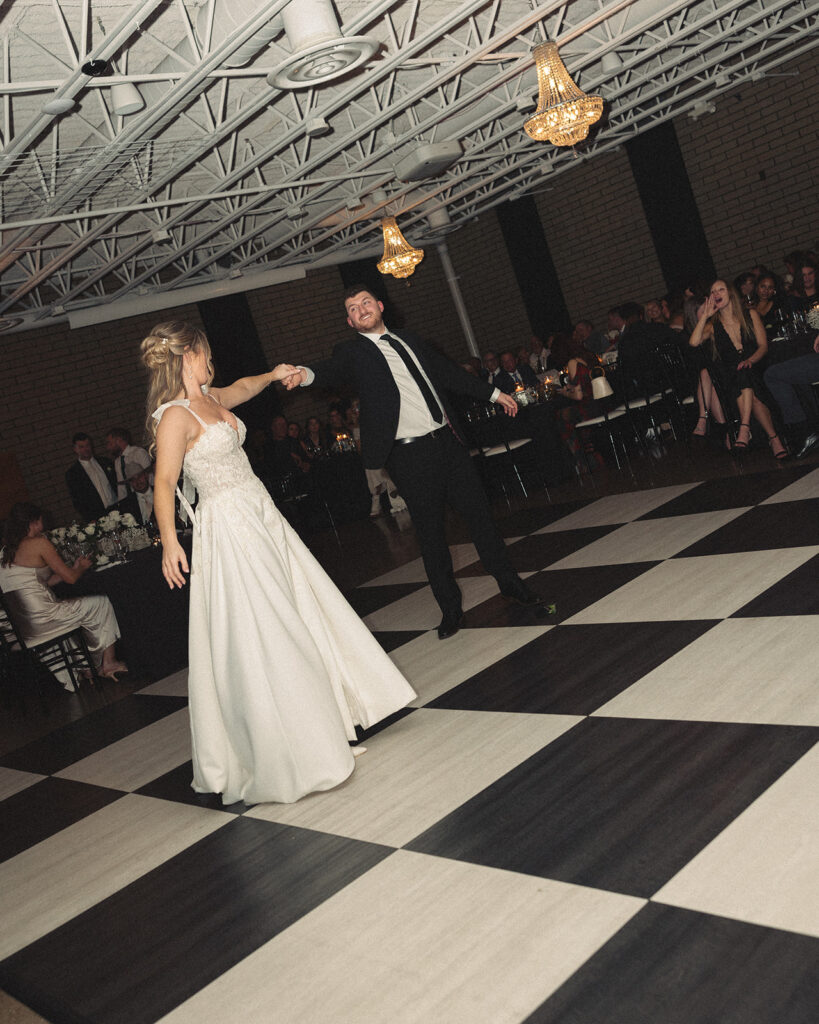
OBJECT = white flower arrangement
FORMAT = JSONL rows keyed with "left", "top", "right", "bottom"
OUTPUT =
{"left": 96, "top": 554, "right": 110, "bottom": 566}
{"left": 121, "top": 513, "right": 138, "bottom": 528}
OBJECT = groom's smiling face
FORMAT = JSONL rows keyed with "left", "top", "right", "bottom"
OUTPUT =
{"left": 345, "top": 291, "right": 385, "bottom": 334}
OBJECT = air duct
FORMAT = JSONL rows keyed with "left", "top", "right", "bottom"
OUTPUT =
{"left": 196, "top": 0, "right": 284, "bottom": 69}
{"left": 267, "top": 0, "right": 377, "bottom": 89}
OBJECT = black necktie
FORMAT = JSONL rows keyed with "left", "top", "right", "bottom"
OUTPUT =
{"left": 119, "top": 455, "right": 131, "bottom": 495}
{"left": 381, "top": 334, "right": 444, "bottom": 424}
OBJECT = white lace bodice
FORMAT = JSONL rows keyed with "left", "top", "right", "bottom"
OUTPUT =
{"left": 153, "top": 400, "right": 258, "bottom": 510}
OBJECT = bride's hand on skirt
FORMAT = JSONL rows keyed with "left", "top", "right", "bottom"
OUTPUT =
{"left": 162, "top": 540, "right": 189, "bottom": 589}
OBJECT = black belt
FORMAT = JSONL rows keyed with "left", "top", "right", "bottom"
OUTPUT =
{"left": 394, "top": 425, "right": 450, "bottom": 446}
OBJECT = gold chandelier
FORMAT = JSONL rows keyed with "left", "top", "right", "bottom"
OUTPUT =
{"left": 524, "top": 41, "right": 603, "bottom": 147}
{"left": 376, "top": 217, "right": 424, "bottom": 278}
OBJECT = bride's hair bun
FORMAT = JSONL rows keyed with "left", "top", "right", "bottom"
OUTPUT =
{"left": 140, "top": 332, "right": 173, "bottom": 370}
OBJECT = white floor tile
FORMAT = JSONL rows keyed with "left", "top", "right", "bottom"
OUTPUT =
{"left": 0, "top": 794, "right": 231, "bottom": 959}
{"left": 537, "top": 484, "right": 699, "bottom": 532}
{"left": 391, "top": 626, "right": 554, "bottom": 706}
{"left": 245, "top": 708, "right": 580, "bottom": 848}
{"left": 593, "top": 616, "right": 819, "bottom": 726}
{"left": 55, "top": 708, "right": 191, "bottom": 791}
{"left": 654, "top": 743, "right": 819, "bottom": 937}
{"left": 160, "top": 850, "right": 644, "bottom": 1024}
{"left": 762, "top": 467, "right": 819, "bottom": 504}
{"left": 565, "top": 547, "right": 819, "bottom": 623}
{"left": 549, "top": 508, "right": 748, "bottom": 568}
{"left": 364, "top": 576, "right": 502, "bottom": 631}
{"left": 137, "top": 668, "right": 189, "bottom": 697}
{"left": 0, "top": 767, "right": 45, "bottom": 801}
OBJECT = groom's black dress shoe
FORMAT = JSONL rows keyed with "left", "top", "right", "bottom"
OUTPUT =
{"left": 437, "top": 610, "right": 463, "bottom": 640}
{"left": 500, "top": 580, "right": 542, "bottom": 607}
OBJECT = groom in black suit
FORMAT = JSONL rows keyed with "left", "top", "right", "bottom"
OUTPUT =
{"left": 288, "top": 285, "right": 546, "bottom": 638}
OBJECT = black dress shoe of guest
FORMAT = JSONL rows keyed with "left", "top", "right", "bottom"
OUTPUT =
{"left": 437, "top": 610, "right": 463, "bottom": 640}
{"left": 499, "top": 580, "right": 543, "bottom": 606}
{"left": 795, "top": 432, "right": 819, "bottom": 459}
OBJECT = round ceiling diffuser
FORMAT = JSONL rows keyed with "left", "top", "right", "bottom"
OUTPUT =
{"left": 267, "top": 36, "right": 377, "bottom": 89}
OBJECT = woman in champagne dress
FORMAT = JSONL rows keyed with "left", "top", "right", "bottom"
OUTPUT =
{"left": 142, "top": 322, "right": 416, "bottom": 806}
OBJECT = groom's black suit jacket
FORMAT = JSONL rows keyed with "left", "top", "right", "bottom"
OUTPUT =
{"left": 311, "top": 330, "right": 494, "bottom": 468}
{"left": 65, "top": 458, "right": 117, "bottom": 523}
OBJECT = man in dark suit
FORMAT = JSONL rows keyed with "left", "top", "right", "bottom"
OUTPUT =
{"left": 497, "top": 350, "right": 539, "bottom": 392}
{"left": 65, "top": 432, "right": 117, "bottom": 522}
{"left": 287, "top": 285, "right": 547, "bottom": 639}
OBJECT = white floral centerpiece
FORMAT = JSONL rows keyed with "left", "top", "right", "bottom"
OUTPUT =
{"left": 49, "top": 511, "right": 139, "bottom": 564}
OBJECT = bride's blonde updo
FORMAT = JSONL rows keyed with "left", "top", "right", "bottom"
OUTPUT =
{"left": 141, "top": 321, "right": 212, "bottom": 450}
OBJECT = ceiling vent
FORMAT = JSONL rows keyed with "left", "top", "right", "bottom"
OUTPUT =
{"left": 394, "top": 142, "right": 462, "bottom": 182}
{"left": 267, "top": 0, "right": 377, "bottom": 89}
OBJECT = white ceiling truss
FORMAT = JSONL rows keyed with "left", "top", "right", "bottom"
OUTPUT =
{"left": 0, "top": 0, "right": 816, "bottom": 329}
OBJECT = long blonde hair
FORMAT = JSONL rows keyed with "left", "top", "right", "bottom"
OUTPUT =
{"left": 140, "top": 321, "right": 212, "bottom": 452}
{"left": 706, "top": 280, "right": 754, "bottom": 360}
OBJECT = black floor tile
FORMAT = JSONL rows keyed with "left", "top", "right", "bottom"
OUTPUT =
{"left": 135, "top": 761, "right": 247, "bottom": 813}
{"left": 732, "top": 553, "right": 819, "bottom": 617}
{"left": 640, "top": 466, "right": 813, "bottom": 518}
{"left": 674, "top": 500, "right": 819, "bottom": 557}
{"left": 430, "top": 621, "right": 718, "bottom": 715}
{"left": 494, "top": 500, "right": 592, "bottom": 539}
{"left": 0, "top": 695, "right": 189, "bottom": 776}
{"left": 406, "top": 717, "right": 818, "bottom": 897}
{"left": 0, "top": 818, "right": 393, "bottom": 1024}
{"left": 464, "top": 563, "right": 659, "bottom": 627}
{"left": 370, "top": 629, "right": 427, "bottom": 653}
{"left": 0, "top": 778, "right": 124, "bottom": 863}
{"left": 525, "top": 903, "right": 819, "bottom": 1024}
{"left": 503, "top": 527, "right": 621, "bottom": 572}
{"left": 356, "top": 706, "right": 416, "bottom": 741}
{"left": 344, "top": 582, "right": 428, "bottom": 617}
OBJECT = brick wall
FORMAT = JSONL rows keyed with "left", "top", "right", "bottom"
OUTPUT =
{"left": 674, "top": 49, "right": 819, "bottom": 279}
{"left": 534, "top": 147, "right": 667, "bottom": 331}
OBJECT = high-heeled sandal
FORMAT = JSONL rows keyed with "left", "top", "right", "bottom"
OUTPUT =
{"left": 692, "top": 413, "right": 708, "bottom": 437}
{"left": 734, "top": 422, "right": 751, "bottom": 449}
{"left": 768, "top": 433, "right": 787, "bottom": 459}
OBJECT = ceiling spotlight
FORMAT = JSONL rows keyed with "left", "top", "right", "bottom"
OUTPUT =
{"left": 110, "top": 82, "right": 145, "bottom": 116}
{"left": 81, "top": 59, "right": 112, "bottom": 77}
{"left": 229, "top": 268, "right": 243, "bottom": 279}
{"left": 286, "top": 205, "right": 304, "bottom": 218}
{"left": 688, "top": 99, "right": 716, "bottom": 120}
{"left": 42, "top": 95, "right": 76, "bottom": 116}
{"left": 305, "top": 116, "right": 331, "bottom": 138}
{"left": 601, "top": 52, "right": 623, "bottom": 74}
{"left": 152, "top": 228, "right": 171, "bottom": 243}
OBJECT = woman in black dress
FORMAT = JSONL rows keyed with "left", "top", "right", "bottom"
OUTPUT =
{"left": 689, "top": 279, "right": 785, "bottom": 458}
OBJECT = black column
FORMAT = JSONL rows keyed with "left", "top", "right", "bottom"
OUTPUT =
{"left": 197, "top": 292, "right": 281, "bottom": 431}
{"left": 626, "top": 121, "right": 716, "bottom": 290}
{"left": 495, "top": 196, "right": 571, "bottom": 337}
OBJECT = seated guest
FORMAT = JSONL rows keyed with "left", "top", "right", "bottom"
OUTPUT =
{"left": 327, "top": 403, "right": 348, "bottom": 439}
{"left": 605, "top": 308, "right": 625, "bottom": 349}
{"left": 264, "top": 414, "right": 309, "bottom": 482}
{"left": 789, "top": 258, "right": 818, "bottom": 311}
{"left": 65, "top": 432, "right": 116, "bottom": 522}
{"left": 481, "top": 350, "right": 505, "bottom": 388}
{"left": 689, "top": 279, "right": 785, "bottom": 458}
{"left": 116, "top": 462, "right": 154, "bottom": 525}
{"left": 572, "top": 319, "right": 609, "bottom": 357}
{"left": 300, "top": 416, "right": 329, "bottom": 460}
{"left": 497, "top": 350, "right": 538, "bottom": 391}
{"left": 764, "top": 331, "right": 819, "bottom": 459}
{"left": 0, "top": 503, "right": 126, "bottom": 686}
{"left": 734, "top": 272, "right": 758, "bottom": 309}
{"left": 105, "top": 427, "right": 151, "bottom": 501}
{"left": 549, "top": 333, "right": 600, "bottom": 463}
{"left": 754, "top": 273, "right": 787, "bottom": 344}
{"left": 644, "top": 299, "right": 665, "bottom": 324}
{"left": 528, "top": 334, "right": 553, "bottom": 373}
{"left": 661, "top": 294, "right": 686, "bottom": 332}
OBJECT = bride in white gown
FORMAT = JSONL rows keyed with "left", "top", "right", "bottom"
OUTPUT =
{"left": 141, "top": 322, "right": 416, "bottom": 806}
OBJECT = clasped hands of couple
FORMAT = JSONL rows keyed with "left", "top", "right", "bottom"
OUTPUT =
{"left": 270, "top": 363, "right": 521, "bottom": 416}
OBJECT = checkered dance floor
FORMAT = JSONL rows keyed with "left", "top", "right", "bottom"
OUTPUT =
{"left": 1, "top": 465, "right": 818, "bottom": 1023}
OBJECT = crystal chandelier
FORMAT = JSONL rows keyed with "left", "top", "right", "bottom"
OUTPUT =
{"left": 376, "top": 217, "right": 424, "bottom": 278}
{"left": 524, "top": 41, "right": 603, "bottom": 147}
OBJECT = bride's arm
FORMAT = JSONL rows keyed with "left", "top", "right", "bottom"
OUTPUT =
{"left": 154, "top": 409, "right": 195, "bottom": 589}
{"left": 210, "top": 364, "right": 300, "bottom": 410}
